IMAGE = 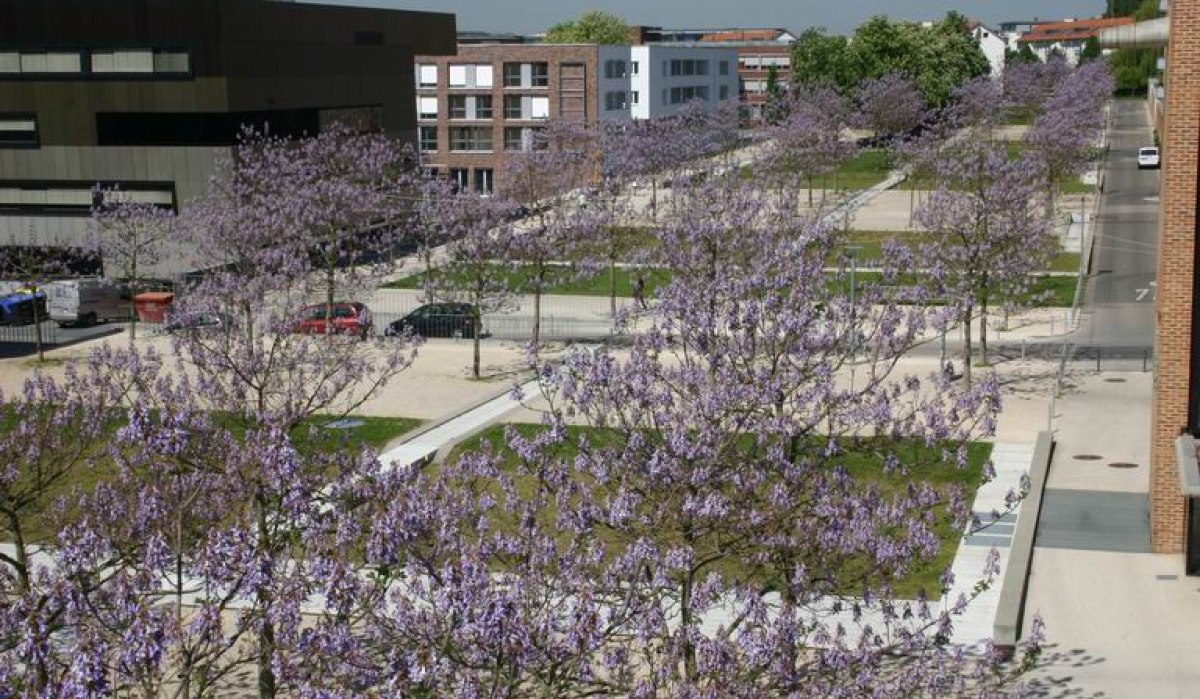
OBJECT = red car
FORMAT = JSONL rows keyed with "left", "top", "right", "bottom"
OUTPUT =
{"left": 294, "top": 302, "right": 374, "bottom": 339}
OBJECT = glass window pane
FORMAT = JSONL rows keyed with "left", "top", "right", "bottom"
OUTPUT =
{"left": 475, "top": 65, "right": 493, "bottom": 88}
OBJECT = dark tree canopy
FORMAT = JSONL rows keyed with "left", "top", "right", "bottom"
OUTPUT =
{"left": 1105, "top": 0, "right": 1142, "bottom": 16}
{"left": 1108, "top": 0, "right": 1165, "bottom": 92}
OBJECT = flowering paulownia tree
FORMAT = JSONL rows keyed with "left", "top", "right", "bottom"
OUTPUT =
{"left": 501, "top": 120, "right": 595, "bottom": 348}
{"left": 419, "top": 176, "right": 520, "bottom": 379}
{"left": 1025, "top": 61, "right": 1114, "bottom": 217}
{"left": 763, "top": 85, "right": 858, "bottom": 209}
{"left": 365, "top": 175, "right": 1040, "bottom": 696}
{"left": 174, "top": 124, "right": 418, "bottom": 428}
{"left": 914, "top": 142, "right": 1055, "bottom": 383}
{"left": 90, "top": 194, "right": 175, "bottom": 341}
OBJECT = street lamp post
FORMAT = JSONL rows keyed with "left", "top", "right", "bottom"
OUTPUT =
{"left": 846, "top": 244, "right": 862, "bottom": 392}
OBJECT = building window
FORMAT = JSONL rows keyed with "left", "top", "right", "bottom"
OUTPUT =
{"left": 0, "top": 51, "right": 82, "bottom": 74}
{"left": 604, "top": 91, "right": 627, "bottom": 111}
{"left": 474, "top": 168, "right": 493, "bottom": 194}
{"left": 448, "top": 95, "right": 468, "bottom": 119}
{"left": 631, "top": 90, "right": 639, "bottom": 105}
{"left": 0, "top": 181, "right": 175, "bottom": 213}
{"left": 631, "top": 61, "right": 639, "bottom": 75}
{"left": 448, "top": 64, "right": 468, "bottom": 87}
{"left": 719, "top": 60, "right": 729, "bottom": 76}
{"left": 719, "top": 85, "right": 729, "bottom": 100}
{"left": 474, "top": 95, "right": 493, "bottom": 119}
{"left": 449, "top": 168, "right": 469, "bottom": 191}
{"left": 530, "top": 62, "right": 549, "bottom": 87}
{"left": 669, "top": 86, "right": 709, "bottom": 104}
{"left": 449, "top": 126, "right": 492, "bottom": 152}
{"left": 604, "top": 60, "right": 626, "bottom": 79}
{"left": 418, "top": 126, "right": 437, "bottom": 152}
{"left": 0, "top": 115, "right": 38, "bottom": 148}
{"left": 504, "top": 95, "right": 523, "bottom": 119}
{"left": 418, "top": 64, "right": 438, "bottom": 87}
{"left": 91, "top": 50, "right": 153, "bottom": 73}
{"left": 152, "top": 50, "right": 190, "bottom": 73}
{"left": 503, "top": 62, "right": 522, "bottom": 87}
{"left": 504, "top": 127, "right": 525, "bottom": 151}
{"left": 418, "top": 97, "right": 438, "bottom": 119}
{"left": 475, "top": 65, "right": 494, "bottom": 88}
{"left": 668, "top": 59, "right": 709, "bottom": 77}
{"left": 530, "top": 97, "right": 550, "bottom": 119}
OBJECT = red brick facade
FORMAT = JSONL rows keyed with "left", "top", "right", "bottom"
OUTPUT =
{"left": 1151, "top": 0, "right": 1200, "bottom": 553}
{"left": 413, "top": 44, "right": 599, "bottom": 194}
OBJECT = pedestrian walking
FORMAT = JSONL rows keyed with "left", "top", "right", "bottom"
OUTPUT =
{"left": 633, "top": 274, "right": 648, "bottom": 311}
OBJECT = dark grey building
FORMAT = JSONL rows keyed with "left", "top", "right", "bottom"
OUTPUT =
{"left": 0, "top": 0, "right": 456, "bottom": 274}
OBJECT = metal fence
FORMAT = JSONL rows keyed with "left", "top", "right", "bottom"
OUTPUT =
{"left": 0, "top": 320, "right": 57, "bottom": 345}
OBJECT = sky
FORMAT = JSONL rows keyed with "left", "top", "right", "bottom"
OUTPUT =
{"left": 308, "top": 0, "right": 1106, "bottom": 35}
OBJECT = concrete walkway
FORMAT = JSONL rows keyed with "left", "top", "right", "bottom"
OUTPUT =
{"left": 1021, "top": 372, "right": 1200, "bottom": 698}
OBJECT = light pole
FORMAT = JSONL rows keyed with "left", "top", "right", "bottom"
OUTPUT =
{"left": 846, "top": 244, "right": 863, "bottom": 392}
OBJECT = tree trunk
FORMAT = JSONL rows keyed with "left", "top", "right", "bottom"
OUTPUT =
{"left": 325, "top": 264, "right": 336, "bottom": 337}
{"left": 979, "top": 289, "right": 989, "bottom": 368}
{"left": 31, "top": 286, "right": 44, "bottom": 362}
{"left": 472, "top": 313, "right": 481, "bottom": 380}
{"left": 532, "top": 289, "right": 541, "bottom": 349}
{"left": 608, "top": 260, "right": 617, "bottom": 317}
{"left": 962, "top": 306, "right": 973, "bottom": 387}
{"left": 255, "top": 500, "right": 277, "bottom": 699}
{"left": 130, "top": 256, "right": 138, "bottom": 342}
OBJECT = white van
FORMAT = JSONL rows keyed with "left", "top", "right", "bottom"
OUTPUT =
{"left": 1138, "top": 146, "right": 1160, "bottom": 170}
{"left": 47, "top": 278, "right": 130, "bottom": 327}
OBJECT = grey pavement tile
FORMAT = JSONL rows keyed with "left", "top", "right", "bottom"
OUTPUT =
{"left": 1035, "top": 489, "right": 1150, "bottom": 553}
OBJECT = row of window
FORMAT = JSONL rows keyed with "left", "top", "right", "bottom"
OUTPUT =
{"left": 604, "top": 59, "right": 640, "bottom": 79}
{"left": 604, "top": 90, "right": 640, "bottom": 111}
{"left": 418, "top": 95, "right": 549, "bottom": 120}
{"left": 417, "top": 62, "right": 551, "bottom": 89}
{"left": 0, "top": 182, "right": 175, "bottom": 214}
{"left": 0, "top": 49, "right": 191, "bottom": 76}
{"left": 664, "top": 59, "right": 730, "bottom": 77}
{"left": 739, "top": 55, "right": 790, "bottom": 69}
{"left": 418, "top": 126, "right": 542, "bottom": 154}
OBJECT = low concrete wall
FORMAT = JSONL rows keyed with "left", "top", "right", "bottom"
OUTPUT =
{"left": 994, "top": 430, "right": 1054, "bottom": 656}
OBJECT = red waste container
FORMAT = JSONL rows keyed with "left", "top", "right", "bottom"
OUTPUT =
{"left": 133, "top": 292, "right": 174, "bottom": 323}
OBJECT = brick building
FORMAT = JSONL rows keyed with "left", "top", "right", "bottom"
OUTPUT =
{"left": 1103, "top": 3, "right": 1200, "bottom": 565}
{"left": 414, "top": 43, "right": 738, "bottom": 194}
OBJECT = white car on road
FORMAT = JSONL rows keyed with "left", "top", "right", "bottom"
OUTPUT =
{"left": 1138, "top": 146, "right": 1160, "bottom": 170}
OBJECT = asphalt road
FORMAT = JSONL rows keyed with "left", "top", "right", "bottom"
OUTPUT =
{"left": 1073, "top": 99, "right": 1160, "bottom": 349}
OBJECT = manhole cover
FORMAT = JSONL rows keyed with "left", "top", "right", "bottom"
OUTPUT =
{"left": 324, "top": 418, "right": 365, "bottom": 430}
{"left": 1109, "top": 462, "right": 1139, "bottom": 469}
{"left": 1074, "top": 454, "right": 1104, "bottom": 461}
{"left": 1105, "top": 378, "right": 1127, "bottom": 383}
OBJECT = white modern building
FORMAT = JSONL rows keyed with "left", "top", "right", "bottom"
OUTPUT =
{"left": 597, "top": 44, "right": 740, "bottom": 121}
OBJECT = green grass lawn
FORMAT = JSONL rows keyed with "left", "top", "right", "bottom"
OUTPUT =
{"left": 448, "top": 423, "right": 992, "bottom": 600}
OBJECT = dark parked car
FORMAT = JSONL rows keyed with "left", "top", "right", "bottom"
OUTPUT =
{"left": 294, "top": 302, "right": 374, "bottom": 339}
{"left": 386, "top": 302, "right": 479, "bottom": 339}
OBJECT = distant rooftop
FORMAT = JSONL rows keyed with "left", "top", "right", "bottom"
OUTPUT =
{"left": 1018, "top": 16, "right": 1134, "bottom": 43}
